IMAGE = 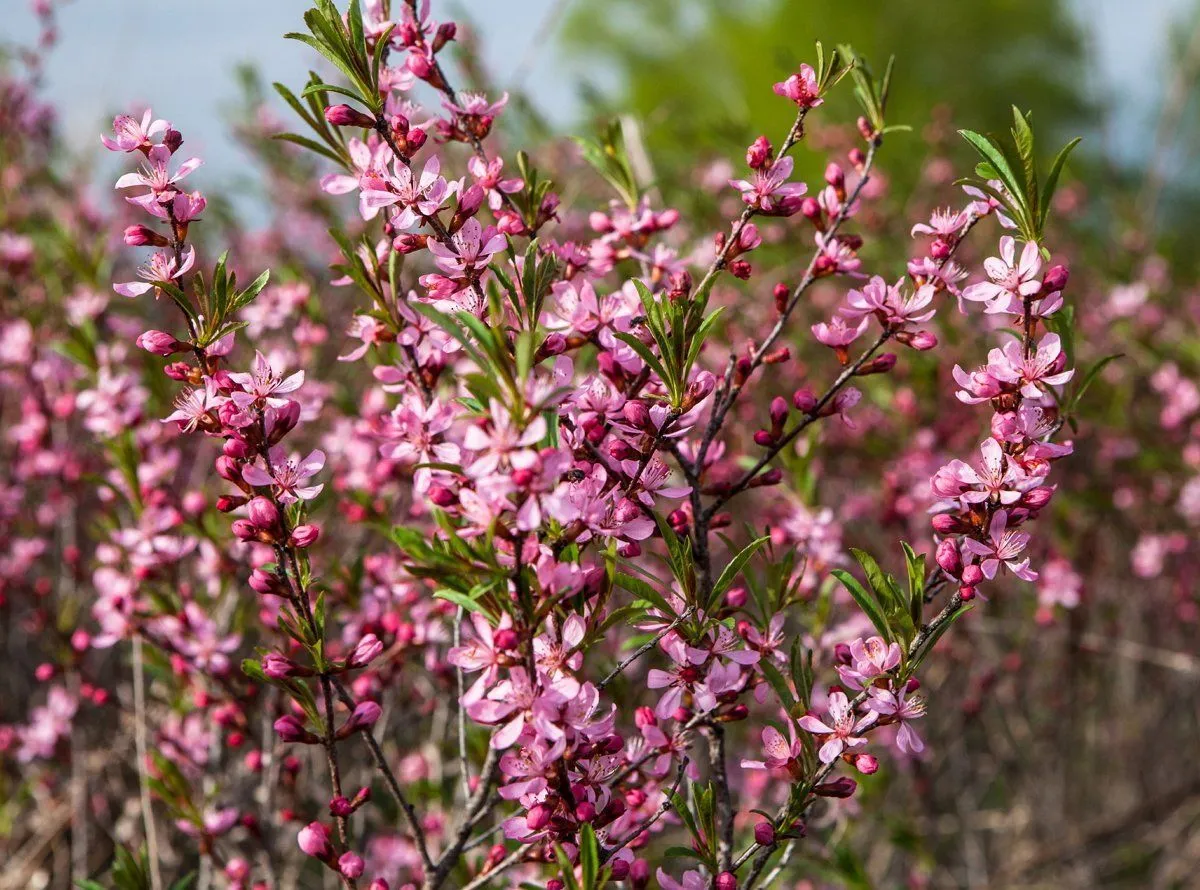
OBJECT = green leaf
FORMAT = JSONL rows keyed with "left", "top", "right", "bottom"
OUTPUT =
{"left": 901, "top": 542, "right": 927, "bottom": 631}
{"left": 911, "top": 602, "right": 975, "bottom": 669}
{"left": 832, "top": 568, "right": 891, "bottom": 642}
{"left": 709, "top": 535, "right": 769, "bottom": 611}
{"left": 1069, "top": 353, "right": 1123, "bottom": 411}
{"left": 1039, "top": 137, "right": 1082, "bottom": 231}
{"left": 759, "top": 660, "right": 798, "bottom": 715}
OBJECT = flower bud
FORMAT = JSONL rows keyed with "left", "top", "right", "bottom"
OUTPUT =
{"left": 1042, "top": 264, "right": 1069, "bottom": 293}
{"left": 715, "top": 872, "right": 737, "bottom": 890}
{"left": 136, "top": 330, "right": 186, "bottom": 356}
{"left": 855, "top": 353, "right": 897, "bottom": 376}
{"left": 348, "top": 633, "right": 383, "bottom": 669}
{"left": 338, "top": 852, "right": 365, "bottom": 879}
{"left": 341, "top": 700, "right": 382, "bottom": 735}
{"left": 746, "top": 135, "right": 772, "bottom": 170}
{"left": 526, "top": 803, "right": 552, "bottom": 831}
{"left": 324, "top": 104, "right": 375, "bottom": 128}
{"left": 231, "top": 519, "right": 258, "bottom": 542}
{"left": 297, "top": 822, "right": 332, "bottom": 859}
{"left": 754, "top": 821, "right": 776, "bottom": 846}
{"left": 623, "top": 400, "right": 651, "bottom": 430}
{"left": 853, "top": 753, "right": 879, "bottom": 774}
{"left": 634, "top": 706, "right": 656, "bottom": 728}
{"left": 493, "top": 628, "right": 519, "bottom": 651}
{"left": 792, "top": 387, "right": 817, "bottom": 414}
{"left": 896, "top": 329, "right": 938, "bottom": 351}
{"left": 248, "top": 568, "right": 285, "bottom": 596}
{"left": 574, "top": 801, "right": 596, "bottom": 822}
{"left": 262, "top": 653, "right": 299, "bottom": 679}
{"left": 163, "top": 128, "right": 183, "bottom": 153}
{"left": 935, "top": 538, "right": 962, "bottom": 577}
{"left": 275, "top": 715, "right": 317, "bottom": 744}
{"left": 961, "top": 564, "right": 984, "bottom": 586}
{"left": 725, "top": 586, "right": 748, "bottom": 608}
{"left": 124, "top": 225, "right": 170, "bottom": 248}
{"left": 247, "top": 496, "right": 280, "bottom": 532}
{"left": 814, "top": 776, "right": 858, "bottom": 798}
{"left": 289, "top": 524, "right": 320, "bottom": 548}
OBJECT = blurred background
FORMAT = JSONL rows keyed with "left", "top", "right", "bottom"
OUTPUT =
{"left": 4, "top": 1, "right": 1200, "bottom": 887}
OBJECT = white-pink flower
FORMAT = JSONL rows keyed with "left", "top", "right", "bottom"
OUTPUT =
{"left": 797, "top": 690, "right": 877, "bottom": 764}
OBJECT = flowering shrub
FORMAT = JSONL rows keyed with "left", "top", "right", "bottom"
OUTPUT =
{"left": 3, "top": 1, "right": 1195, "bottom": 889}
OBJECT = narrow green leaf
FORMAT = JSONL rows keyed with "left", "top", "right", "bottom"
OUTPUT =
{"left": 832, "top": 568, "right": 891, "bottom": 642}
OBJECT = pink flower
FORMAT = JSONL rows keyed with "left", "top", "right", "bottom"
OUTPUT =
{"left": 962, "top": 236, "right": 1043, "bottom": 313}
{"left": 812, "top": 314, "right": 868, "bottom": 348}
{"left": 961, "top": 509, "right": 1037, "bottom": 581}
{"left": 994, "top": 334, "right": 1075, "bottom": 398}
{"left": 449, "top": 612, "right": 515, "bottom": 703}
{"left": 866, "top": 687, "right": 926, "bottom": 754}
{"left": 797, "top": 690, "right": 877, "bottom": 764}
{"left": 101, "top": 109, "right": 168, "bottom": 153}
{"left": 740, "top": 724, "right": 802, "bottom": 771}
{"left": 657, "top": 868, "right": 708, "bottom": 890}
{"left": 836, "top": 636, "right": 901, "bottom": 690}
{"left": 911, "top": 206, "right": 968, "bottom": 238}
{"left": 426, "top": 217, "right": 505, "bottom": 278}
{"left": 468, "top": 154, "right": 523, "bottom": 210}
{"left": 114, "top": 144, "right": 202, "bottom": 195}
{"left": 931, "top": 438, "right": 1032, "bottom": 506}
{"left": 113, "top": 245, "right": 195, "bottom": 297}
{"left": 338, "top": 314, "right": 390, "bottom": 362}
{"left": 729, "top": 155, "right": 808, "bottom": 215}
{"left": 772, "top": 64, "right": 822, "bottom": 108}
{"left": 843, "top": 276, "right": 936, "bottom": 326}
{"left": 360, "top": 154, "right": 453, "bottom": 228}
{"left": 242, "top": 447, "right": 326, "bottom": 504}
{"left": 228, "top": 351, "right": 305, "bottom": 409}
{"left": 162, "top": 377, "right": 224, "bottom": 432}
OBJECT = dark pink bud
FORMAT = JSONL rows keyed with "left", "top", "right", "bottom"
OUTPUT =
{"left": 247, "top": 496, "right": 279, "bottom": 532}
{"left": 342, "top": 701, "right": 382, "bottom": 735}
{"left": 746, "top": 135, "right": 772, "bottom": 170}
{"left": 456, "top": 183, "right": 485, "bottom": 217}
{"left": 124, "top": 225, "right": 170, "bottom": 248}
{"left": 262, "top": 653, "right": 298, "bottom": 680}
{"left": 792, "top": 387, "right": 817, "bottom": 414}
{"left": 1042, "top": 264, "right": 1069, "bottom": 293}
{"left": 231, "top": 519, "right": 258, "bottom": 542}
{"left": 215, "top": 456, "right": 242, "bottom": 483}
{"left": 935, "top": 539, "right": 961, "bottom": 577}
{"left": 275, "top": 716, "right": 316, "bottom": 744}
{"left": 770, "top": 396, "right": 789, "bottom": 426}
{"left": 753, "top": 430, "right": 774, "bottom": 447}
{"left": 432, "top": 21, "right": 457, "bottom": 51}
{"left": 929, "top": 238, "right": 952, "bottom": 260}
{"left": 428, "top": 484, "right": 457, "bottom": 508}
{"left": 961, "top": 564, "right": 984, "bottom": 586}
{"left": 136, "top": 330, "right": 185, "bottom": 355}
{"left": 931, "top": 513, "right": 965, "bottom": 535}
{"left": 1022, "top": 486, "right": 1055, "bottom": 510}
{"left": 297, "top": 822, "right": 332, "bottom": 859}
{"left": 289, "top": 525, "right": 320, "bottom": 548}
{"left": 249, "top": 568, "right": 284, "bottom": 596}
{"left": 899, "top": 330, "right": 938, "bottom": 351}
{"left": 715, "top": 872, "right": 737, "bottom": 890}
{"left": 324, "top": 104, "right": 376, "bottom": 128}
{"left": 348, "top": 634, "right": 383, "bottom": 668}
{"left": 574, "top": 801, "right": 596, "bottom": 822}
{"left": 960, "top": 585, "right": 977, "bottom": 601}
{"left": 814, "top": 776, "right": 858, "bottom": 798}
{"left": 526, "top": 803, "right": 552, "bottom": 831}
{"left": 216, "top": 495, "right": 247, "bottom": 513}
{"left": 754, "top": 821, "right": 776, "bottom": 846}
{"left": 623, "top": 400, "right": 651, "bottom": 430}
{"left": 634, "top": 706, "right": 656, "bottom": 728}
{"left": 833, "top": 642, "right": 852, "bottom": 664}
{"left": 854, "top": 753, "right": 879, "bottom": 774}
{"left": 856, "top": 353, "right": 897, "bottom": 376}
{"left": 164, "top": 361, "right": 192, "bottom": 381}
{"left": 800, "top": 196, "right": 821, "bottom": 221}
{"left": 338, "top": 852, "right": 365, "bottom": 879}
{"left": 824, "top": 162, "right": 844, "bottom": 188}
{"left": 610, "top": 859, "right": 630, "bottom": 881}
{"left": 725, "top": 586, "right": 748, "bottom": 608}
{"left": 163, "top": 128, "right": 183, "bottom": 153}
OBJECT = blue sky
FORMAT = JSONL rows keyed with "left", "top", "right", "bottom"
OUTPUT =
{"left": 7, "top": 0, "right": 1195, "bottom": 184}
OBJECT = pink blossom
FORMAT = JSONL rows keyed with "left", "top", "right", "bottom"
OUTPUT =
{"left": 772, "top": 64, "right": 822, "bottom": 108}
{"left": 961, "top": 509, "right": 1037, "bottom": 581}
{"left": 113, "top": 245, "right": 195, "bottom": 297}
{"left": 797, "top": 690, "right": 877, "bottom": 763}
{"left": 866, "top": 687, "right": 926, "bottom": 754}
{"left": 812, "top": 314, "right": 868, "bottom": 348}
{"left": 740, "top": 724, "right": 802, "bottom": 771}
{"left": 101, "top": 109, "right": 168, "bottom": 153}
{"left": 729, "top": 155, "right": 808, "bottom": 215}
{"left": 114, "top": 144, "right": 202, "bottom": 195}
{"left": 242, "top": 447, "right": 326, "bottom": 504}
{"left": 962, "top": 236, "right": 1043, "bottom": 313}
{"left": 228, "top": 351, "right": 305, "bottom": 409}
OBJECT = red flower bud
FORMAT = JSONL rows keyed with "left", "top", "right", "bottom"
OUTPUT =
{"left": 324, "top": 104, "right": 375, "bottom": 128}
{"left": 754, "top": 821, "right": 776, "bottom": 846}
